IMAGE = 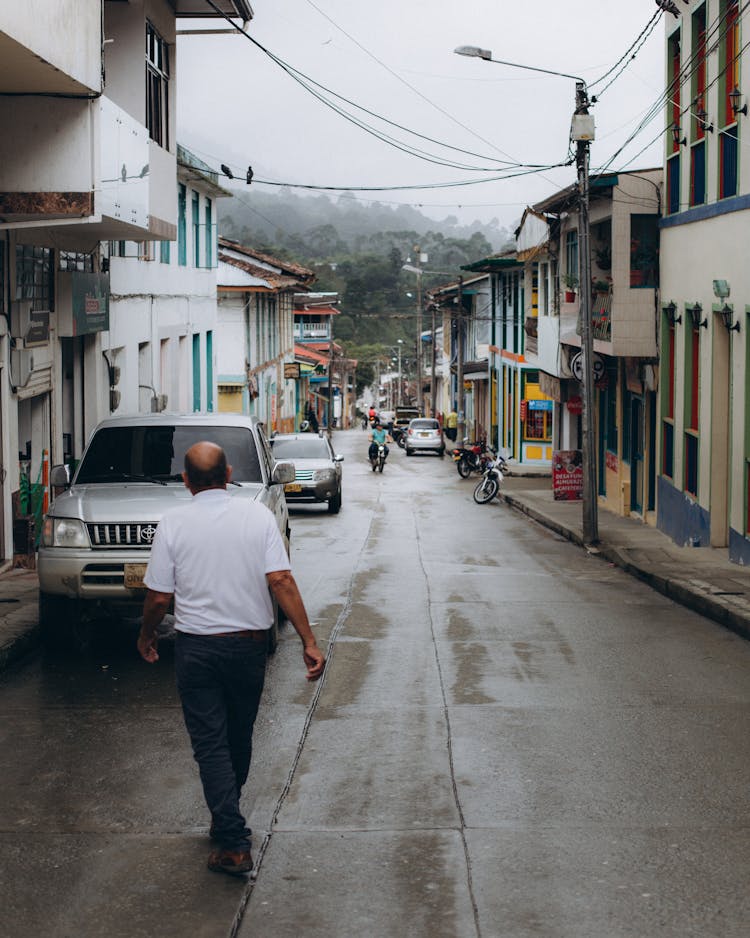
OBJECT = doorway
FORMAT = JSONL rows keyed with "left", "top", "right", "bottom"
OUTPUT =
{"left": 709, "top": 317, "right": 730, "bottom": 546}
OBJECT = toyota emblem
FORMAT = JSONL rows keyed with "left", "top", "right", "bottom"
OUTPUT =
{"left": 141, "top": 525, "right": 157, "bottom": 543}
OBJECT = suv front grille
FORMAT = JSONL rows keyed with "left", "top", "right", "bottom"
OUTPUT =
{"left": 87, "top": 522, "right": 159, "bottom": 549}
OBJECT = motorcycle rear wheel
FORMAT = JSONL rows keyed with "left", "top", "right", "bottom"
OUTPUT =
{"left": 473, "top": 474, "right": 499, "bottom": 504}
{"left": 457, "top": 457, "right": 472, "bottom": 479}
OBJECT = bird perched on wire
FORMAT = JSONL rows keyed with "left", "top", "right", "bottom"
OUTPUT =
{"left": 220, "top": 164, "right": 234, "bottom": 179}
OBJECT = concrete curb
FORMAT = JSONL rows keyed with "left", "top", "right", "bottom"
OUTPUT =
{"left": 500, "top": 491, "right": 750, "bottom": 644}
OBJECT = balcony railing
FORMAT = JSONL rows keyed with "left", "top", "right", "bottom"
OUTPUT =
{"left": 592, "top": 286, "right": 612, "bottom": 341}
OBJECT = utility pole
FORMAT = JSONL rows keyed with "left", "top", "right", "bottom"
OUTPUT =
{"left": 327, "top": 341, "right": 334, "bottom": 430}
{"left": 456, "top": 277, "right": 465, "bottom": 443}
{"left": 415, "top": 247, "right": 423, "bottom": 414}
{"left": 573, "top": 81, "right": 599, "bottom": 545}
{"left": 397, "top": 340, "right": 403, "bottom": 406}
{"left": 430, "top": 300, "right": 437, "bottom": 418}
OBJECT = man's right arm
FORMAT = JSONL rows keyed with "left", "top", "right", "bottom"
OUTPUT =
{"left": 267, "top": 569, "right": 325, "bottom": 681}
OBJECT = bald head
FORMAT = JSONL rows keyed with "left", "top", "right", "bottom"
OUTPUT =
{"left": 184, "top": 442, "right": 229, "bottom": 491}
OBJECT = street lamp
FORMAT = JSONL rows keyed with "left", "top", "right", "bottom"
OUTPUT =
{"left": 455, "top": 45, "right": 598, "bottom": 544}
{"left": 396, "top": 339, "right": 403, "bottom": 406}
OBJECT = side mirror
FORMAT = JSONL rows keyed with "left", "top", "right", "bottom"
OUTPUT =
{"left": 334, "top": 454, "right": 344, "bottom": 462}
{"left": 272, "top": 461, "right": 295, "bottom": 485}
{"left": 50, "top": 464, "right": 71, "bottom": 488}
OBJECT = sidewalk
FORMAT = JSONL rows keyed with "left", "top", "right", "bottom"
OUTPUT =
{"left": 500, "top": 475, "right": 750, "bottom": 642}
{"left": 2, "top": 477, "right": 750, "bottom": 676}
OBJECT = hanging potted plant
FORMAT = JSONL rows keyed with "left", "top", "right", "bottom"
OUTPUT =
{"left": 594, "top": 245, "right": 612, "bottom": 271}
{"left": 562, "top": 273, "right": 578, "bottom": 303}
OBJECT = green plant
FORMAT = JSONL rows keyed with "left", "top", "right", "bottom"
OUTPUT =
{"left": 562, "top": 272, "right": 579, "bottom": 291}
{"left": 594, "top": 245, "right": 611, "bottom": 270}
{"left": 592, "top": 279, "right": 610, "bottom": 293}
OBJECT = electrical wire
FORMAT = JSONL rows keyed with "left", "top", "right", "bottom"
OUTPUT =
{"left": 202, "top": 0, "right": 569, "bottom": 174}
{"left": 589, "top": 10, "right": 662, "bottom": 92}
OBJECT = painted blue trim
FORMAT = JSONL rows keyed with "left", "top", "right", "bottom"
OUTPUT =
{"left": 729, "top": 527, "right": 750, "bottom": 566}
{"left": 660, "top": 192, "right": 750, "bottom": 228}
{"left": 217, "top": 374, "right": 246, "bottom": 383}
{"left": 656, "top": 475, "right": 711, "bottom": 547}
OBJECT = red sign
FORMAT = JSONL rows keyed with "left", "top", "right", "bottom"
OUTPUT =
{"left": 566, "top": 396, "right": 583, "bottom": 415}
{"left": 605, "top": 451, "right": 619, "bottom": 473}
{"left": 552, "top": 450, "right": 583, "bottom": 501}
{"left": 520, "top": 400, "right": 528, "bottom": 421}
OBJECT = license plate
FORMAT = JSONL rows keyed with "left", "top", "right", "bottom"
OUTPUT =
{"left": 285, "top": 483, "right": 302, "bottom": 493}
{"left": 419, "top": 432, "right": 430, "bottom": 438}
{"left": 124, "top": 562, "right": 148, "bottom": 590}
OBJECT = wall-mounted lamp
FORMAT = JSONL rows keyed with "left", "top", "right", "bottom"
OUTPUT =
{"left": 665, "top": 301, "right": 682, "bottom": 325}
{"left": 696, "top": 103, "right": 714, "bottom": 133}
{"left": 688, "top": 302, "right": 707, "bottom": 329}
{"left": 720, "top": 303, "right": 740, "bottom": 332}
{"left": 671, "top": 121, "right": 687, "bottom": 146}
{"left": 730, "top": 86, "right": 748, "bottom": 117}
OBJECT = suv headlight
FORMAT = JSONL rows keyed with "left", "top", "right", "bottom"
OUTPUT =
{"left": 312, "top": 468, "right": 336, "bottom": 482}
{"left": 41, "top": 517, "right": 89, "bottom": 548}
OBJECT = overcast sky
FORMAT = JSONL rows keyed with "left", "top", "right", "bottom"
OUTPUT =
{"left": 177, "top": 0, "right": 666, "bottom": 231}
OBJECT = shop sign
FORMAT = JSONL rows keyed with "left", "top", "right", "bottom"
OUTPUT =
{"left": 552, "top": 450, "right": 583, "bottom": 501}
{"left": 528, "top": 399, "right": 553, "bottom": 411}
{"left": 566, "top": 396, "right": 583, "bottom": 415}
{"left": 570, "top": 351, "right": 604, "bottom": 383}
{"left": 72, "top": 272, "right": 110, "bottom": 335}
{"left": 284, "top": 362, "right": 301, "bottom": 379}
{"left": 25, "top": 310, "right": 50, "bottom": 346}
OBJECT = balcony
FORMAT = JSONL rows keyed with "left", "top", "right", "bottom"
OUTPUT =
{"left": 0, "top": 96, "right": 176, "bottom": 242}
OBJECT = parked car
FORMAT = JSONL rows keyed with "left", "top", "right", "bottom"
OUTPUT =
{"left": 392, "top": 406, "right": 421, "bottom": 447}
{"left": 270, "top": 432, "right": 344, "bottom": 513}
{"left": 405, "top": 418, "right": 445, "bottom": 457}
{"left": 37, "top": 414, "right": 295, "bottom": 649}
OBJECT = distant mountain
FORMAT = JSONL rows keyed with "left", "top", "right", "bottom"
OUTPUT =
{"left": 219, "top": 188, "right": 513, "bottom": 259}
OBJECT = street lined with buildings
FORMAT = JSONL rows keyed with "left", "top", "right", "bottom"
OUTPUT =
{"left": 1, "top": 430, "right": 750, "bottom": 937}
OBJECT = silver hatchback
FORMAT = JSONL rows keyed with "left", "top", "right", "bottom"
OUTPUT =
{"left": 404, "top": 418, "right": 445, "bottom": 457}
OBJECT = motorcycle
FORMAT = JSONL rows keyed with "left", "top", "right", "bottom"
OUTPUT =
{"left": 392, "top": 426, "right": 407, "bottom": 449}
{"left": 370, "top": 443, "right": 387, "bottom": 473}
{"left": 473, "top": 452, "right": 508, "bottom": 504}
{"left": 452, "top": 438, "right": 488, "bottom": 478}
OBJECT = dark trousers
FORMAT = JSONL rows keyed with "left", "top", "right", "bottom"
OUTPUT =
{"left": 175, "top": 631, "right": 267, "bottom": 850}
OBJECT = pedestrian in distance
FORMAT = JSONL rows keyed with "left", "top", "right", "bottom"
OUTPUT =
{"left": 445, "top": 408, "right": 458, "bottom": 443}
{"left": 137, "top": 441, "right": 326, "bottom": 877}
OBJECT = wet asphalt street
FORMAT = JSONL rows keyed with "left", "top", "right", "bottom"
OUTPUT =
{"left": 1, "top": 427, "right": 749, "bottom": 938}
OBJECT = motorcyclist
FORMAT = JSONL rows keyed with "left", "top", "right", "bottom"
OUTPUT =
{"left": 368, "top": 421, "right": 391, "bottom": 463}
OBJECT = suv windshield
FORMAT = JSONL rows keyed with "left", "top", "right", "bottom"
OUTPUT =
{"left": 75, "top": 426, "right": 263, "bottom": 484}
{"left": 271, "top": 437, "right": 330, "bottom": 460}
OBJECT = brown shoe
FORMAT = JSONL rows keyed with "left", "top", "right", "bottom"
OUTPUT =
{"left": 207, "top": 847, "right": 253, "bottom": 876}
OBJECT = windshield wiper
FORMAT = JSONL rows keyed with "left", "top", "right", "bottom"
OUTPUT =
{"left": 78, "top": 472, "right": 167, "bottom": 486}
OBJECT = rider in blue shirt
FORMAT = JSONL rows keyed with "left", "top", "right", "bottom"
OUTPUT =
{"left": 368, "top": 422, "right": 390, "bottom": 461}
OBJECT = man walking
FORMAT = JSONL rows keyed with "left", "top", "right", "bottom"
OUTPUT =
{"left": 137, "top": 441, "right": 326, "bottom": 876}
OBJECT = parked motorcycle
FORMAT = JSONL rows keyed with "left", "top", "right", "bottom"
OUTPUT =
{"left": 473, "top": 452, "right": 508, "bottom": 504}
{"left": 392, "top": 426, "right": 407, "bottom": 449}
{"left": 370, "top": 443, "right": 387, "bottom": 473}
{"left": 452, "top": 438, "right": 488, "bottom": 478}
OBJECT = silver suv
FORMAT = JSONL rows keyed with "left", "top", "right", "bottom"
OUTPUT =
{"left": 38, "top": 414, "right": 295, "bottom": 646}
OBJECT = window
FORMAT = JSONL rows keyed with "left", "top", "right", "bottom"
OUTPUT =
{"left": 160, "top": 240, "right": 171, "bottom": 264}
{"left": 539, "top": 262, "right": 549, "bottom": 315}
{"left": 662, "top": 316, "right": 676, "bottom": 478}
{"left": 58, "top": 251, "right": 94, "bottom": 272}
{"left": 630, "top": 215, "right": 659, "bottom": 288}
{"left": 719, "top": 0, "right": 740, "bottom": 198}
{"left": 146, "top": 22, "right": 169, "bottom": 148}
{"left": 666, "top": 29, "right": 682, "bottom": 214}
{"left": 15, "top": 245, "right": 53, "bottom": 310}
{"left": 690, "top": 140, "right": 706, "bottom": 205}
{"left": 684, "top": 324, "right": 700, "bottom": 496}
{"left": 204, "top": 198, "right": 213, "bottom": 269}
{"left": 192, "top": 334, "right": 201, "bottom": 412}
{"left": 178, "top": 184, "right": 186, "bottom": 267}
{"left": 192, "top": 192, "right": 200, "bottom": 267}
{"left": 206, "top": 330, "right": 214, "bottom": 412}
{"left": 720, "top": 126, "right": 738, "bottom": 199}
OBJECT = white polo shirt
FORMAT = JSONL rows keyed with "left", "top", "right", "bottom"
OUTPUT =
{"left": 144, "top": 489, "right": 291, "bottom": 635}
